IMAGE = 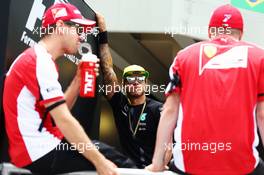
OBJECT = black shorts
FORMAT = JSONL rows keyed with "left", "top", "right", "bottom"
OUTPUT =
{"left": 24, "top": 139, "right": 136, "bottom": 175}
{"left": 169, "top": 159, "right": 264, "bottom": 175}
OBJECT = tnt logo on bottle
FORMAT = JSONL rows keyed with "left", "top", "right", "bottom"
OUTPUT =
{"left": 83, "top": 70, "right": 94, "bottom": 95}
{"left": 80, "top": 52, "right": 97, "bottom": 98}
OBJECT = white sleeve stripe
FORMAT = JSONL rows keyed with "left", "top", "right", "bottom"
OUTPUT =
{"left": 35, "top": 44, "right": 64, "bottom": 101}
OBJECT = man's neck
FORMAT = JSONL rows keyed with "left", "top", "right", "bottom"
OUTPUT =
{"left": 128, "top": 95, "right": 146, "bottom": 106}
{"left": 39, "top": 38, "right": 63, "bottom": 61}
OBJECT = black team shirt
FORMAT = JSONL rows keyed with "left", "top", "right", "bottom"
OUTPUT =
{"left": 109, "top": 92, "right": 162, "bottom": 168}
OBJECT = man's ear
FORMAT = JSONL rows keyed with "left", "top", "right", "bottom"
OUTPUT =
{"left": 55, "top": 20, "right": 65, "bottom": 35}
{"left": 238, "top": 31, "right": 243, "bottom": 41}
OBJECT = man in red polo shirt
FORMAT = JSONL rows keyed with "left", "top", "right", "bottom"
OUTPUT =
{"left": 3, "top": 3, "right": 120, "bottom": 175}
{"left": 147, "top": 4, "right": 264, "bottom": 174}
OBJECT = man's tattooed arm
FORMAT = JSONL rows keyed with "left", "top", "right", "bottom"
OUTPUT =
{"left": 99, "top": 43, "right": 119, "bottom": 100}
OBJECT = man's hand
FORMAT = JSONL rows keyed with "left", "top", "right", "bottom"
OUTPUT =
{"left": 95, "top": 158, "right": 119, "bottom": 175}
{"left": 145, "top": 163, "right": 167, "bottom": 172}
{"left": 77, "top": 58, "right": 100, "bottom": 77}
{"left": 146, "top": 143, "right": 172, "bottom": 172}
{"left": 96, "top": 13, "right": 107, "bottom": 32}
{"left": 94, "top": 58, "right": 100, "bottom": 77}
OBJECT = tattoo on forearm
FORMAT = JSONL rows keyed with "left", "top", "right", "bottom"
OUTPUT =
{"left": 99, "top": 44, "right": 119, "bottom": 89}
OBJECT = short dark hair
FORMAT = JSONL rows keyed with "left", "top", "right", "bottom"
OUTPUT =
{"left": 40, "top": 24, "right": 56, "bottom": 39}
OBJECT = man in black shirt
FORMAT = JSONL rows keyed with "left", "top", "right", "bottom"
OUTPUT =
{"left": 109, "top": 66, "right": 163, "bottom": 168}
{"left": 97, "top": 14, "right": 170, "bottom": 168}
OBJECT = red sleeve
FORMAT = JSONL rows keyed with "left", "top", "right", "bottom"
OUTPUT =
{"left": 165, "top": 55, "right": 182, "bottom": 97}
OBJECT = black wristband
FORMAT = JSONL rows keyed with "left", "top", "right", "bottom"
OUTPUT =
{"left": 98, "top": 31, "right": 108, "bottom": 44}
